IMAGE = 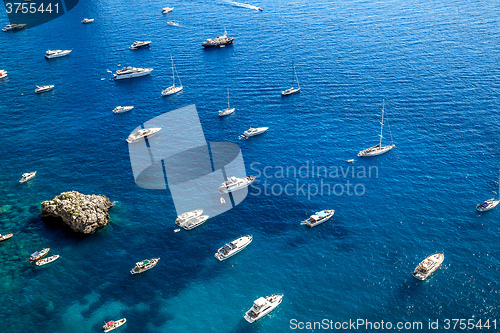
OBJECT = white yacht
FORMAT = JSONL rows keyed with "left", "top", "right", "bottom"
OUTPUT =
{"left": 35, "top": 85, "right": 54, "bottom": 94}
{"left": 301, "top": 210, "right": 335, "bottom": 227}
{"left": 2, "top": 24, "right": 26, "bottom": 32}
{"left": 113, "top": 106, "right": 134, "bottom": 114}
{"left": 114, "top": 66, "right": 153, "bottom": 80}
{"left": 167, "top": 22, "right": 180, "bottom": 27}
{"left": 477, "top": 170, "right": 500, "bottom": 212}
{"left": 179, "top": 215, "right": 209, "bottom": 230}
{"left": 358, "top": 100, "right": 395, "bottom": 157}
{"left": 219, "top": 176, "right": 256, "bottom": 194}
{"left": 35, "top": 254, "right": 59, "bottom": 266}
{"left": 81, "top": 18, "right": 94, "bottom": 24}
{"left": 130, "top": 258, "right": 159, "bottom": 274}
{"left": 412, "top": 253, "right": 444, "bottom": 280}
{"left": 129, "top": 41, "right": 151, "bottom": 50}
{"left": 103, "top": 318, "right": 126, "bottom": 332}
{"left": 175, "top": 209, "right": 203, "bottom": 226}
{"left": 162, "top": 55, "right": 183, "bottom": 96}
{"left": 215, "top": 235, "right": 252, "bottom": 261}
{"left": 218, "top": 88, "right": 235, "bottom": 116}
{"left": 162, "top": 7, "right": 173, "bottom": 13}
{"left": 126, "top": 127, "right": 161, "bottom": 143}
{"left": 281, "top": 61, "right": 300, "bottom": 96}
{"left": 19, "top": 171, "right": 36, "bottom": 183}
{"left": 241, "top": 127, "right": 268, "bottom": 138}
{"left": 45, "top": 50, "right": 72, "bottom": 59}
{"left": 244, "top": 294, "right": 283, "bottom": 323}
{"left": 0, "top": 70, "right": 7, "bottom": 79}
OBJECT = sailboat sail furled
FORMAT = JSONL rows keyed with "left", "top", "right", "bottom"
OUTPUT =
{"left": 161, "top": 55, "right": 183, "bottom": 96}
{"left": 357, "top": 100, "right": 395, "bottom": 157}
{"left": 281, "top": 61, "right": 300, "bottom": 96}
{"left": 219, "top": 88, "right": 235, "bottom": 116}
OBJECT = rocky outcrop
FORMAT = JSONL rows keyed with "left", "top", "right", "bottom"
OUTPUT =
{"left": 41, "top": 191, "right": 113, "bottom": 234}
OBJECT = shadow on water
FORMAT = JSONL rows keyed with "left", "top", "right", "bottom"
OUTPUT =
{"left": 392, "top": 278, "right": 422, "bottom": 304}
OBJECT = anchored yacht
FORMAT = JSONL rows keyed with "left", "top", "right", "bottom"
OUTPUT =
{"left": 175, "top": 209, "right": 203, "bottom": 226}
{"left": 0, "top": 233, "right": 13, "bottom": 242}
{"left": 126, "top": 127, "right": 161, "bottom": 143}
{"left": 2, "top": 24, "right": 26, "bottom": 32}
{"left": 162, "top": 55, "right": 183, "bottom": 96}
{"left": 281, "top": 61, "right": 300, "bottom": 96}
{"left": 35, "top": 254, "right": 59, "bottom": 266}
{"left": 81, "top": 18, "right": 94, "bottom": 24}
{"left": 114, "top": 66, "right": 153, "bottom": 80}
{"left": 241, "top": 127, "right": 268, "bottom": 138}
{"left": 113, "top": 106, "right": 134, "bottom": 114}
{"left": 215, "top": 235, "right": 252, "bottom": 261}
{"left": 202, "top": 29, "right": 235, "bottom": 48}
{"left": 130, "top": 258, "right": 159, "bottom": 274}
{"left": 301, "top": 210, "right": 335, "bottom": 227}
{"left": 218, "top": 88, "right": 235, "bottom": 116}
{"left": 45, "top": 50, "right": 72, "bottom": 59}
{"left": 29, "top": 248, "right": 50, "bottom": 262}
{"left": 179, "top": 215, "right": 209, "bottom": 230}
{"left": 19, "top": 171, "right": 36, "bottom": 183}
{"left": 358, "top": 100, "right": 395, "bottom": 157}
{"left": 35, "top": 85, "right": 54, "bottom": 94}
{"left": 244, "top": 294, "right": 283, "bottom": 323}
{"left": 130, "top": 41, "right": 151, "bottom": 50}
{"left": 0, "top": 70, "right": 7, "bottom": 79}
{"left": 412, "top": 253, "right": 444, "bottom": 280}
{"left": 103, "top": 318, "right": 126, "bottom": 332}
{"left": 219, "top": 176, "right": 255, "bottom": 194}
{"left": 477, "top": 170, "right": 500, "bottom": 212}
{"left": 162, "top": 7, "right": 173, "bottom": 13}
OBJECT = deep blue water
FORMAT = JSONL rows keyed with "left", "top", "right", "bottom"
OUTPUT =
{"left": 1, "top": 0, "right": 500, "bottom": 332}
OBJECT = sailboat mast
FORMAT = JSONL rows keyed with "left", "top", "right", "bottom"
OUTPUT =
{"left": 291, "top": 61, "right": 294, "bottom": 87}
{"left": 171, "top": 55, "right": 175, "bottom": 87}
{"left": 379, "top": 100, "right": 385, "bottom": 147}
{"left": 227, "top": 88, "right": 230, "bottom": 108}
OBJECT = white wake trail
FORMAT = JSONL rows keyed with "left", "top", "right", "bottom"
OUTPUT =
{"left": 224, "top": 0, "right": 261, "bottom": 11}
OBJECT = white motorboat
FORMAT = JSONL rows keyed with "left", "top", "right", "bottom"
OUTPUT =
{"left": 244, "top": 294, "right": 283, "bottom": 323}
{"left": 35, "top": 254, "right": 60, "bottom": 266}
{"left": 301, "top": 210, "right": 335, "bottom": 227}
{"left": 102, "top": 318, "right": 127, "bottom": 332}
{"left": 113, "top": 106, "right": 134, "bottom": 114}
{"left": 126, "top": 127, "right": 161, "bottom": 143}
{"left": 241, "top": 127, "right": 268, "bottom": 138}
{"left": 129, "top": 41, "right": 151, "bottom": 50}
{"left": 162, "top": 7, "right": 173, "bottom": 13}
{"left": 167, "top": 22, "right": 180, "bottom": 26}
{"left": 0, "top": 70, "right": 7, "bottom": 79}
{"left": 218, "top": 88, "right": 235, "bottom": 116}
{"left": 219, "top": 176, "right": 256, "bottom": 194}
{"left": 477, "top": 170, "right": 500, "bottom": 212}
{"left": 114, "top": 66, "right": 153, "bottom": 80}
{"left": 2, "top": 24, "right": 26, "bottom": 32}
{"left": 215, "top": 235, "right": 252, "bottom": 261}
{"left": 0, "top": 233, "right": 13, "bottom": 242}
{"left": 19, "top": 171, "right": 36, "bottom": 183}
{"left": 34, "top": 85, "right": 54, "bottom": 94}
{"left": 130, "top": 258, "right": 159, "bottom": 274}
{"left": 162, "top": 55, "right": 183, "bottom": 96}
{"left": 179, "top": 215, "right": 209, "bottom": 230}
{"left": 175, "top": 209, "right": 203, "bottom": 226}
{"left": 412, "top": 253, "right": 444, "bottom": 280}
{"left": 81, "top": 18, "right": 94, "bottom": 24}
{"left": 45, "top": 49, "right": 72, "bottom": 59}
{"left": 281, "top": 61, "right": 300, "bottom": 96}
{"left": 358, "top": 100, "right": 395, "bottom": 157}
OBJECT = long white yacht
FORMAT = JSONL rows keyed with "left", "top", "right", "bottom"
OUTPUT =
{"left": 218, "top": 88, "right": 235, "bottom": 116}
{"left": 244, "top": 294, "right": 283, "bottom": 323}
{"left": 0, "top": 70, "right": 7, "bottom": 79}
{"left": 34, "top": 85, "right": 54, "bottom": 94}
{"left": 358, "top": 100, "right": 395, "bottom": 157}
{"left": 219, "top": 176, "right": 256, "bottom": 194}
{"left": 162, "top": 7, "right": 173, "bottom": 13}
{"left": 126, "top": 127, "right": 161, "bottom": 143}
{"left": 301, "top": 210, "right": 335, "bottom": 227}
{"left": 477, "top": 170, "right": 500, "bottom": 212}
{"left": 215, "top": 235, "right": 252, "bottom": 261}
{"left": 2, "top": 24, "right": 26, "bottom": 32}
{"left": 179, "top": 215, "right": 209, "bottom": 230}
{"left": 241, "top": 127, "right": 268, "bottom": 138}
{"left": 113, "top": 106, "right": 134, "bottom": 114}
{"left": 19, "top": 171, "right": 36, "bottom": 183}
{"left": 175, "top": 209, "right": 203, "bottom": 226}
{"left": 162, "top": 55, "right": 183, "bottom": 96}
{"left": 45, "top": 50, "right": 72, "bottom": 59}
{"left": 130, "top": 41, "right": 151, "bottom": 50}
{"left": 114, "top": 66, "right": 153, "bottom": 80}
{"left": 81, "top": 18, "right": 94, "bottom": 24}
{"left": 412, "top": 253, "right": 444, "bottom": 280}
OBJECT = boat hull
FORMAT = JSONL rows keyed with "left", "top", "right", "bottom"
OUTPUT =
{"left": 114, "top": 69, "right": 153, "bottom": 80}
{"left": 0, "top": 233, "right": 13, "bottom": 242}
{"left": 130, "top": 258, "right": 159, "bottom": 274}
{"left": 181, "top": 215, "right": 209, "bottom": 230}
{"left": 412, "top": 253, "right": 444, "bottom": 280}
{"left": 215, "top": 235, "right": 253, "bottom": 261}
{"left": 244, "top": 294, "right": 283, "bottom": 323}
{"left": 113, "top": 106, "right": 134, "bottom": 114}
{"left": 218, "top": 108, "right": 235, "bottom": 116}
{"left": 45, "top": 51, "right": 71, "bottom": 59}
{"left": 476, "top": 199, "right": 499, "bottom": 212}
{"left": 103, "top": 318, "right": 126, "bottom": 332}
{"left": 358, "top": 144, "right": 395, "bottom": 157}
{"left": 281, "top": 87, "right": 300, "bottom": 96}
{"left": 303, "top": 210, "right": 335, "bottom": 227}
{"left": 202, "top": 39, "right": 234, "bottom": 48}
{"left": 162, "top": 85, "right": 183, "bottom": 96}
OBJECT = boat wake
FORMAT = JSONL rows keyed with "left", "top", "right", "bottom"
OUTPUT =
{"left": 223, "top": 0, "right": 261, "bottom": 11}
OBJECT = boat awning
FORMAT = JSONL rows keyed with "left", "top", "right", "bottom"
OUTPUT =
{"left": 479, "top": 202, "right": 489, "bottom": 208}
{"left": 254, "top": 297, "right": 267, "bottom": 307}
{"left": 30, "top": 251, "right": 40, "bottom": 257}
{"left": 316, "top": 211, "right": 329, "bottom": 218}
{"left": 106, "top": 321, "right": 114, "bottom": 327}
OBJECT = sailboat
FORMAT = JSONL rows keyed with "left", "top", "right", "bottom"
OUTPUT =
{"left": 357, "top": 100, "right": 395, "bottom": 157}
{"left": 281, "top": 61, "right": 300, "bottom": 96}
{"left": 476, "top": 170, "right": 500, "bottom": 212}
{"left": 218, "top": 88, "right": 235, "bottom": 116}
{"left": 161, "top": 55, "right": 183, "bottom": 96}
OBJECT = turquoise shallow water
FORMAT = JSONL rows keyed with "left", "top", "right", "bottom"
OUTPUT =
{"left": 1, "top": 0, "right": 500, "bottom": 332}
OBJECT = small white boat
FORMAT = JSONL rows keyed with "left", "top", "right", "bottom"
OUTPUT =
{"left": 477, "top": 170, "right": 500, "bottom": 212}
{"left": 162, "top": 55, "right": 183, "bottom": 96}
{"left": 35, "top": 254, "right": 60, "bottom": 266}
{"left": 29, "top": 248, "right": 50, "bottom": 262}
{"left": 81, "top": 18, "right": 94, "bottom": 24}
{"left": 167, "top": 22, "right": 180, "bottom": 27}
{"left": 412, "top": 253, "right": 444, "bottom": 280}
{"left": 358, "top": 100, "right": 395, "bottom": 157}
{"left": 0, "top": 233, "right": 13, "bottom": 242}
{"left": 2, "top": 24, "right": 26, "bottom": 32}
{"left": 129, "top": 41, "right": 151, "bottom": 50}
{"left": 241, "top": 127, "right": 268, "bottom": 138}
{"left": 281, "top": 61, "right": 300, "bottom": 96}
{"left": 218, "top": 88, "right": 235, "bottom": 116}
{"left": 215, "top": 235, "right": 252, "bottom": 261}
{"left": 346, "top": 159, "right": 354, "bottom": 163}
{"left": 45, "top": 49, "right": 72, "bottom": 59}
{"left": 35, "top": 85, "right": 54, "bottom": 94}
{"left": 301, "top": 210, "right": 335, "bottom": 227}
{"left": 130, "top": 258, "right": 159, "bottom": 274}
{"left": 175, "top": 209, "right": 203, "bottom": 226}
{"left": 162, "top": 7, "right": 173, "bottom": 13}
{"left": 244, "top": 294, "right": 283, "bottom": 323}
{"left": 113, "top": 106, "right": 134, "bottom": 114}
{"left": 19, "top": 171, "right": 36, "bottom": 183}
{"left": 179, "top": 215, "right": 209, "bottom": 230}
{"left": 102, "top": 318, "right": 126, "bottom": 332}
{"left": 0, "top": 70, "right": 7, "bottom": 79}
{"left": 126, "top": 128, "right": 162, "bottom": 143}
{"left": 219, "top": 176, "right": 256, "bottom": 194}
